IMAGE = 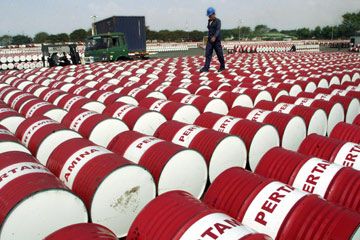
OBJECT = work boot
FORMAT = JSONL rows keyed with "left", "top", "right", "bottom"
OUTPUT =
{"left": 218, "top": 67, "right": 226, "bottom": 72}
{"left": 199, "top": 67, "right": 209, "bottom": 73}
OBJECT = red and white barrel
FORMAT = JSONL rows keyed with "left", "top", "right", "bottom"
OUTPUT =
{"left": 170, "top": 93, "right": 228, "bottom": 114}
{"left": 256, "top": 147, "right": 360, "bottom": 212}
{"left": 196, "top": 89, "right": 254, "bottom": 108}
{"left": 330, "top": 122, "right": 360, "bottom": 143}
{"left": 139, "top": 98, "right": 200, "bottom": 124}
{"left": 46, "top": 138, "right": 156, "bottom": 237}
{"left": 61, "top": 108, "right": 129, "bottom": 147}
{"left": 204, "top": 167, "right": 360, "bottom": 240}
{"left": 298, "top": 92, "right": 360, "bottom": 123}
{"left": 232, "top": 87, "right": 272, "bottom": 105}
{"left": 54, "top": 94, "right": 106, "bottom": 113}
{"left": 117, "top": 87, "right": 167, "bottom": 103}
{"left": 89, "top": 90, "right": 138, "bottom": 106}
{"left": 0, "top": 151, "right": 88, "bottom": 240}
{"left": 107, "top": 131, "right": 207, "bottom": 197}
{"left": 38, "top": 88, "right": 67, "bottom": 103}
{"left": 5, "top": 91, "right": 36, "bottom": 111}
{"left": 229, "top": 106, "right": 307, "bottom": 150}
{"left": 15, "top": 116, "right": 82, "bottom": 165}
{"left": 194, "top": 112, "right": 280, "bottom": 170}
{"left": 0, "top": 124, "right": 31, "bottom": 154}
{"left": 277, "top": 95, "right": 345, "bottom": 134}
{"left": 44, "top": 223, "right": 117, "bottom": 240}
{"left": 354, "top": 114, "right": 360, "bottom": 126}
{"left": 0, "top": 106, "right": 25, "bottom": 133}
{"left": 18, "top": 98, "right": 67, "bottom": 123}
{"left": 103, "top": 102, "right": 166, "bottom": 135}
{"left": 127, "top": 190, "right": 271, "bottom": 240}
{"left": 256, "top": 101, "right": 328, "bottom": 136}
{"left": 146, "top": 84, "right": 191, "bottom": 98}
{"left": 154, "top": 120, "right": 247, "bottom": 182}
{"left": 298, "top": 134, "right": 360, "bottom": 170}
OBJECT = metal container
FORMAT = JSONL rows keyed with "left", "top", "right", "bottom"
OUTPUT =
{"left": 94, "top": 16, "right": 146, "bottom": 52}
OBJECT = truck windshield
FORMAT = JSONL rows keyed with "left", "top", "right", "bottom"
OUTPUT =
{"left": 86, "top": 36, "right": 125, "bottom": 50}
{"left": 86, "top": 37, "right": 108, "bottom": 50}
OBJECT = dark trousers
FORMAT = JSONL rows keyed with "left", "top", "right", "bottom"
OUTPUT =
{"left": 204, "top": 40, "right": 225, "bottom": 70}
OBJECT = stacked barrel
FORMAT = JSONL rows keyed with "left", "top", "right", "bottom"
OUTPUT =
{"left": 0, "top": 50, "right": 359, "bottom": 239}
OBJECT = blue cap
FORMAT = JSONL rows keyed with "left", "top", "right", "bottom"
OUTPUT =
{"left": 207, "top": 7, "right": 216, "bottom": 17}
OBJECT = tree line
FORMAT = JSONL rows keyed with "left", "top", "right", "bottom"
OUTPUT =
{"left": 1, "top": 11, "right": 359, "bottom": 46}
{"left": 0, "top": 29, "right": 92, "bottom": 46}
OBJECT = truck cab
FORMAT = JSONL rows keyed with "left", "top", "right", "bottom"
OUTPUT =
{"left": 85, "top": 33, "right": 129, "bottom": 63}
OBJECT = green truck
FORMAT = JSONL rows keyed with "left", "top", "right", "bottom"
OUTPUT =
{"left": 85, "top": 33, "right": 129, "bottom": 63}
{"left": 85, "top": 16, "right": 148, "bottom": 63}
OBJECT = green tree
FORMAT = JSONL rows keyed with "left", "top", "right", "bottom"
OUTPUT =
{"left": 339, "top": 11, "right": 360, "bottom": 37}
{"left": 312, "top": 26, "right": 322, "bottom": 39}
{"left": 296, "top": 28, "right": 311, "bottom": 39}
{"left": 70, "top": 29, "right": 88, "bottom": 42}
{"left": 34, "top": 32, "right": 49, "bottom": 43}
{"left": 254, "top": 25, "right": 270, "bottom": 34}
{"left": 0, "top": 35, "right": 12, "bottom": 46}
{"left": 48, "top": 33, "right": 69, "bottom": 43}
{"left": 11, "top": 35, "right": 32, "bottom": 45}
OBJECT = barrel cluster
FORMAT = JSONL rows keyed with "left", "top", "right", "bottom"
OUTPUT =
{"left": 0, "top": 51, "right": 359, "bottom": 239}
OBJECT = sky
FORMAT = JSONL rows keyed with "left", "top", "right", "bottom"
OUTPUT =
{"left": 1, "top": 0, "right": 360, "bottom": 36}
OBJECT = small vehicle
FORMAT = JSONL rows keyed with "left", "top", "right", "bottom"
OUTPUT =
{"left": 41, "top": 44, "right": 81, "bottom": 67}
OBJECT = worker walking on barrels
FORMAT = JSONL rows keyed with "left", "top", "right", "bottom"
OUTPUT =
{"left": 200, "top": 7, "right": 226, "bottom": 73}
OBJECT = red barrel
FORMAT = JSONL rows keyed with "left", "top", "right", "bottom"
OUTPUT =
{"left": 194, "top": 112, "right": 280, "bottom": 170}
{"left": 330, "top": 122, "right": 360, "bottom": 143}
{"left": 255, "top": 147, "right": 360, "bottom": 212}
{"left": 18, "top": 98, "right": 67, "bottom": 122}
{"left": 298, "top": 134, "right": 360, "bottom": 170}
{"left": 47, "top": 137, "right": 156, "bottom": 237}
{"left": 353, "top": 114, "right": 360, "bottom": 126}
{"left": 146, "top": 84, "right": 191, "bottom": 98}
{"left": 277, "top": 95, "right": 345, "bottom": 134}
{"left": 44, "top": 223, "right": 117, "bottom": 240}
{"left": 204, "top": 167, "right": 360, "bottom": 240}
{"left": 117, "top": 87, "right": 167, "bottom": 102}
{"left": 170, "top": 93, "right": 229, "bottom": 114}
{"left": 256, "top": 100, "right": 328, "bottom": 136}
{"left": 48, "top": 81, "right": 74, "bottom": 92}
{"left": 5, "top": 91, "right": 36, "bottom": 111}
{"left": 139, "top": 97, "right": 200, "bottom": 124}
{"left": 0, "top": 124, "right": 31, "bottom": 154}
{"left": 298, "top": 92, "right": 360, "bottom": 123}
{"left": 0, "top": 151, "right": 88, "bottom": 240}
{"left": 15, "top": 116, "right": 82, "bottom": 165}
{"left": 154, "top": 120, "right": 247, "bottom": 182}
{"left": 103, "top": 101, "right": 166, "bottom": 135}
{"left": 54, "top": 94, "right": 105, "bottom": 113}
{"left": 231, "top": 87, "right": 272, "bottom": 105}
{"left": 68, "top": 85, "right": 96, "bottom": 97}
{"left": 38, "top": 88, "right": 67, "bottom": 103}
{"left": 196, "top": 88, "right": 254, "bottom": 108}
{"left": 108, "top": 131, "right": 207, "bottom": 197}
{"left": 61, "top": 108, "right": 129, "bottom": 147}
{"left": 229, "top": 106, "right": 307, "bottom": 151}
{"left": 127, "top": 191, "right": 271, "bottom": 240}
{"left": 89, "top": 90, "right": 137, "bottom": 105}
{"left": 0, "top": 105, "right": 25, "bottom": 133}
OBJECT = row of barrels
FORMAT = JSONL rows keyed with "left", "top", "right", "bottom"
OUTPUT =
{"left": 0, "top": 52, "right": 359, "bottom": 239}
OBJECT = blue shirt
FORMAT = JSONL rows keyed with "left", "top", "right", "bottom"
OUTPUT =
{"left": 208, "top": 18, "right": 222, "bottom": 42}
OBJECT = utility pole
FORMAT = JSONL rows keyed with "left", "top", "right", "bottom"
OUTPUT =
{"left": 238, "top": 19, "right": 243, "bottom": 42}
{"left": 91, "top": 15, "right": 98, "bottom": 36}
{"left": 186, "top": 20, "right": 190, "bottom": 42}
